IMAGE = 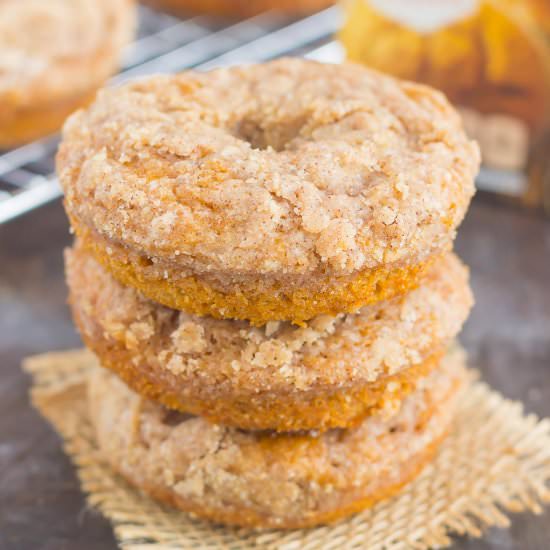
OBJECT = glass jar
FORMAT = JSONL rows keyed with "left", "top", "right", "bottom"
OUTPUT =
{"left": 340, "top": 0, "right": 550, "bottom": 212}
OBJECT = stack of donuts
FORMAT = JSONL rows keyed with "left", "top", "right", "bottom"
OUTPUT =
{"left": 58, "top": 58, "right": 480, "bottom": 529}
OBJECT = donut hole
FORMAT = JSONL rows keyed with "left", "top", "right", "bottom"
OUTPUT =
{"left": 233, "top": 113, "right": 308, "bottom": 152}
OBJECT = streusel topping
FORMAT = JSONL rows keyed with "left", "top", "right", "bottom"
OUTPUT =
{"left": 59, "top": 58, "right": 479, "bottom": 280}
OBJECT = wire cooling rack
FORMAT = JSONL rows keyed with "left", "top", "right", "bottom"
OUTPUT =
{"left": 0, "top": 5, "right": 342, "bottom": 224}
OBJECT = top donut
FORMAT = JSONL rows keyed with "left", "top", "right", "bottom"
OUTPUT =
{"left": 58, "top": 58, "right": 479, "bottom": 325}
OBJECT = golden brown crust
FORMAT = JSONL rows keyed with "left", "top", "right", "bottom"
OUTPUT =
{"left": 81, "top": 332, "right": 442, "bottom": 432}
{"left": 144, "top": 0, "right": 334, "bottom": 17}
{"left": 88, "top": 348, "right": 467, "bottom": 529}
{"left": 0, "top": 0, "right": 135, "bottom": 148}
{"left": 67, "top": 244, "right": 472, "bottom": 431}
{"left": 76, "top": 223, "right": 435, "bottom": 325}
{"left": 58, "top": 59, "right": 479, "bottom": 322}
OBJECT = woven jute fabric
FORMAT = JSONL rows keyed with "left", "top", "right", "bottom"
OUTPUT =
{"left": 25, "top": 349, "right": 550, "bottom": 550}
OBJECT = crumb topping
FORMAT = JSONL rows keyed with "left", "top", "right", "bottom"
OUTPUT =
{"left": 59, "top": 58, "right": 479, "bottom": 281}
{"left": 170, "top": 322, "right": 208, "bottom": 354}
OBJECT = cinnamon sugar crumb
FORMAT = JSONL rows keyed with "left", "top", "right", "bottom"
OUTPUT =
{"left": 171, "top": 321, "right": 207, "bottom": 354}
{"left": 251, "top": 340, "right": 293, "bottom": 368}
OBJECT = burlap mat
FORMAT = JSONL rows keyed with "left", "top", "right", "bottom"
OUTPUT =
{"left": 24, "top": 349, "right": 550, "bottom": 550}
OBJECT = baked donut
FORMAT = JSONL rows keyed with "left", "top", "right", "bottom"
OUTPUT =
{"left": 0, "top": 0, "right": 135, "bottom": 149}
{"left": 58, "top": 59, "right": 479, "bottom": 325}
{"left": 88, "top": 346, "right": 467, "bottom": 529}
{"left": 144, "top": 0, "right": 334, "bottom": 17}
{"left": 67, "top": 243, "right": 472, "bottom": 432}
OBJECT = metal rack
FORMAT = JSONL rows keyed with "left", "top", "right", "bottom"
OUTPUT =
{"left": 0, "top": 5, "right": 342, "bottom": 224}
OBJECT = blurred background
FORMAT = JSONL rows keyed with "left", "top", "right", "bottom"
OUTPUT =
{"left": 1, "top": 1, "right": 549, "bottom": 549}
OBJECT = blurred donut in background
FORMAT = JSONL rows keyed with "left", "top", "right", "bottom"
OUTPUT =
{"left": 143, "top": 0, "right": 334, "bottom": 18}
{"left": 0, "top": 0, "right": 136, "bottom": 149}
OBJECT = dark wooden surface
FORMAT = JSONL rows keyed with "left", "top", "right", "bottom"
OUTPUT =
{"left": 0, "top": 197, "right": 549, "bottom": 550}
